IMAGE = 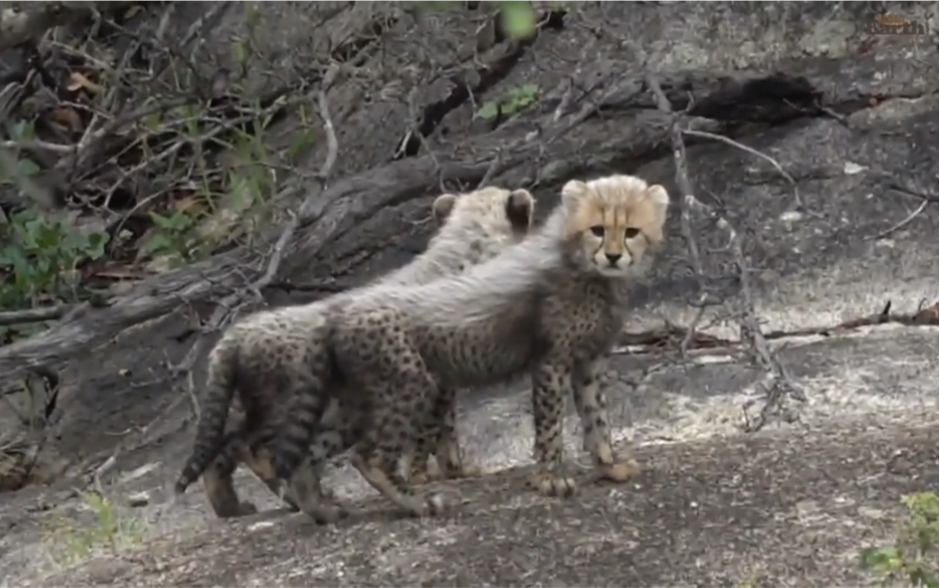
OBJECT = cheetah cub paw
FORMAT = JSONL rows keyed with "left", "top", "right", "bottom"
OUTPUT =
{"left": 412, "top": 460, "right": 484, "bottom": 485}
{"left": 398, "top": 491, "right": 451, "bottom": 517}
{"left": 530, "top": 471, "right": 578, "bottom": 497}
{"left": 596, "top": 457, "right": 640, "bottom": 483}
{"left": 304, "top": 501, "right": 350, "bottom": 525}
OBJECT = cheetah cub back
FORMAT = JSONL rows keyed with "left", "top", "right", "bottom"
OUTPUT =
{"left": 271, "top": 174, "right": 670, "bottom": 520}
{"left": 173, "top": 186, "right": 536, "bottom": 520}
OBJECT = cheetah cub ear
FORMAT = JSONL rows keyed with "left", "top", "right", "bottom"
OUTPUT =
{"left": 645, "top": 183, "right": 670, "bottom": 227}
{"left": 432, "top": 193, "right": 459, "bottom": 225}
{"left": 561, "top": 179, "right": 589, "bottom": 211}
{"left": 561, "top": 177, "right": 670, "bottom": 222}
{"left": 505, "top": 188, "right": 535, "bottom": 233}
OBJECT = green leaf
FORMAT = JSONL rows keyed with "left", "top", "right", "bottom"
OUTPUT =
{"left": 139, "top": 233, "right": 174, "bottom": 258}
{"left": 170, "top": 212, "right": 194, "bottom": 232}
{"left": 499, "top": 1, "right": 536, "bottom": 40}
{"left": 86, "top": 232, "right": 109, "bottom": 259}
{"left": 9, "top": 120, "right": 35, "bottom": 141}
{"left": 477, "top": 102, "right": 500, "bottom": 120}
{"left": 860, "top": 546, "right": 900, "bottom": 571}
{"left": 244, "top": 2, "right": 259, "bottom": 28}
{"left": 16, "top": 159, "right": 41, "bottom": 178}
{"left": 0, "top": 246, "right": 17, "bottom": 267}
{"left": 230, "top": 38, "right": 247, "bottom": 66}
{"left": 148, "top": 212, "right": 176, "bottom": 231}
{"left": 10, "top": 208, "right": 37, "bottom": 226}
{"left": 516, "top": 83, "right": 540, "bottom": 99}
{"left": 35, "top": 223, "right": 64, "bottom": 252}
{"left": 914, "top": 569, "right": 939, "bottom": 588}
{"left": 19, "top": 219, "right": 44, "bottom": 249}
{"left": 903, "top": 492, "right": 939, "bottom": 519}
{"left": 8, "top": 248, "right": 33, "bottom": 280}
{"left": 143, "top": 110, "right": 163, "bottom": 129}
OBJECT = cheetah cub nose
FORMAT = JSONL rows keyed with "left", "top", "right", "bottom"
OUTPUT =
{"left": 605, "top": 252, "right": 622, "bottom": 264}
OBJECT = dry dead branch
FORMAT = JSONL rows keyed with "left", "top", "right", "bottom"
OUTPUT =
{"left": 170, "top": 63, "right": 342, "bottom": 392}
{"left": 85, "top": 66, "right": 345, "bottom": 486}
{"left": 644, "top": 72, "right": 807, "bottom": 433}
{"left": 0, "top": 304, "right": 70, "bottom": 327}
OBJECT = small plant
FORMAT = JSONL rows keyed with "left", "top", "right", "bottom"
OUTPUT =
{"left": 860, "top": 492, "right": 939, "bottom": 587}
{"left": 1, "top": 118, "right": 110, "bottom": 328}
{"left": 0, "top": 207, "right": 110, "bottom": 341}
{"left": 42, "top": 491, "right": 146, "bottom": 567}
{"left": 476, "top": 83, "right": 540, "bottom": 120}
{"left": 137, "top": 208, "right": 197, "bottom": 265}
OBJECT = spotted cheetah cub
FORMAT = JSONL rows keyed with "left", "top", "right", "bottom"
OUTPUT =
{"left": 173, "top": 186, "right": 536, "bottom": 519}
{"left": 271, "top": 174, "right": 670, "bottom": 521}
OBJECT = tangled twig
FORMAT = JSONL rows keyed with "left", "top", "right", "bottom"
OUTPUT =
{"left": 174, "top": 64, "right": 342, "bottom": 417}
{"left": 644, "top": 72, "right": 807, "bottom": 433}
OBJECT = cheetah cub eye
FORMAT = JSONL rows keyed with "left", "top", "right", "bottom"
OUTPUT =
{"left": 590, "top": 226, "right": 604, "bottom": 237}
{"left": 624, "top": 227, "right": 640, "bottom": 239}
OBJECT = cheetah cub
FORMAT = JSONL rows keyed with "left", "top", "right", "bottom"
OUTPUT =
{"left": 173, "top": 186, "right": 536, "bottom": 519}
{"left": 271, "top": 174, "right": 670, "bottom": 521}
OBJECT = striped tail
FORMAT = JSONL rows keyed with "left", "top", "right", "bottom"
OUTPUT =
{"left": 270, "top": 346, "right": 333, "bottom": 481}
{"left": 174, "top": 344, "right": 238, "bottom": 495}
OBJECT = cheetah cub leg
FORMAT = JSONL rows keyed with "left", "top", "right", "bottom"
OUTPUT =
{"left": 276, "top": 382, "right": 349, "bottom": 524}
{"left": 275, "top": 425, "right": 349, "bottom": 524}
{"left": 201, "top": 436, "right": 258, "bottom": 518}
{"left": 339, "top": 307, "right": 451, "bottom": 517}
{"left": 575, "top": 361, "right": 639, "bottom": 484}
{"left": 350, "top": 373, "right": 450, "bottom": 517}
{"left": 529, "top": 362, "right": 578, "bottom": 497}
{"left": 280, "top": 455, "right": 348, "bottom": 524}
{"left": 237, "top": 427, "right": 336, "bottom": 514}
{"left": 407, "top": 387, "right": 482, "bottom": 485}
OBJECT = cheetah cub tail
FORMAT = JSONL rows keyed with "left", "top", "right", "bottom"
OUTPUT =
{"left": 173, "top": 339, "right": 240, "bottom": 496}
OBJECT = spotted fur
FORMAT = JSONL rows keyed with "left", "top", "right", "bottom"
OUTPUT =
{"left": 271, "top": 174, "right": 670, "bottom": 520}
{"left": 173, "top": 186, "right": 536, "bottom": 519}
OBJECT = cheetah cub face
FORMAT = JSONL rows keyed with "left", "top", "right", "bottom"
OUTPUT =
{"left": 560, "top": 174, "right": 669, "bottom": 278}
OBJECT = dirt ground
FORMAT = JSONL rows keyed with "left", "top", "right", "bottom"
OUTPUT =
{"left": 9, "top": 415, "right": 936, "bottom": 587}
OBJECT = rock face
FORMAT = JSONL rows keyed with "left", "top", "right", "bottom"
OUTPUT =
{"left": 1, "top": 2, "right": 939, "bottom": 586}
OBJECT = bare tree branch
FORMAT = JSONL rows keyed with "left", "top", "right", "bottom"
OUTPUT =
{"left": 83, "top": 63, "right": 345, "bottom": 483}
{"left": 0, "top": 305, "right": 70, "bottom": 327}
{"left": 173, "top": 63, "right": 342, "bottom": 410}
{"left": 680, "top": 129, "right": 805, "bottom": 213}
{"left": 644, "top": 71, "right": 807, "bottom": 433}
{"left": 0, "top": 139, "right": 76, "bottom": 154}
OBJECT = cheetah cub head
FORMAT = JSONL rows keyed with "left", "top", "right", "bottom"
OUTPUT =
{"left": 431, "top": 186, "right": 535, "bottom": 240}
{"left": 560, "top": 174, "right": 669, "bottom": 278}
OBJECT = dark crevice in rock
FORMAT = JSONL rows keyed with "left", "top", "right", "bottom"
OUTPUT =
{"left": 392, "top": 9, "right": 568, "bottom": 161}
{"left": 682, "top": 74, "right": 822, "bottom": 124}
